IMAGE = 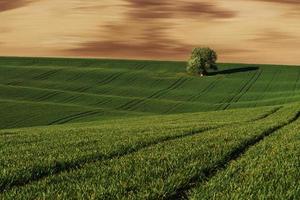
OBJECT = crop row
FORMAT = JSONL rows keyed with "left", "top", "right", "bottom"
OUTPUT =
{"left": 0, "top": 106, "right": 275, "bottom": 192}
{"left": 188, "top": 110, "right": 300, "bottom": 199}
{"left": 1, "top": 104, "right": 298, "bottom": 198}
{"left": 1, "top": 106, "right": 262, "bottom": 192}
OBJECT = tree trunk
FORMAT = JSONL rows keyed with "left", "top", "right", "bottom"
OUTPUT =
{"left": 200, "top": 69, "right": 208, "bottom": 76}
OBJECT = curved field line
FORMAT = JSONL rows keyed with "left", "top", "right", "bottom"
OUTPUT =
{"left": 221, "top": 70, "right": 262, "bottom": 110}
{"left": 32, "top": 70, "right": 61, "bottom": 80}
{"left": 293, "top": 70, "right": 300, "bottom": 93}
{"left": 231, "top": 70, "right": 263, "bottom": 105}
{"left": 4, "top": 115, "right": 37, "bottom": 129}
{"left": 251, "top": 107, "right": 281, "bottom": 121}
{"left": 93, "top": 98, "right": 115, "bottom": 107}
{"left": 163, "top": 102, "right": 183, "bottom": 114}
{"left": 0, "top": 108, "right": 282, "bottom": 193}
{"left": 6, "top": 81, "right": 23, "bottom": 86}
{"left": 48, "top": 110, "right": 103, "bottom": 125}
{"left": 0, "top": 83, "right": 137, "bottom": 105}
{"left": 116, "top": 78, "right": 184, "bottom": 110}
{"left": 166, "top": 110, "right": 300, "bottom": 200}
{"left": 134, "top": 63, "right": 146, "bottom": 70}
{"left": 188, "top": 77, "right": 223, "bottom": 102}
{"left": 0, "top": 84, "right": 195, "bottom": 111}
{"left": 117, "top": 77, "right": 189, "bottom": 111}
{"left": 35, "top": 91, "right": 61, "bottom": 102}
{"left": 62, "top": 95, "right": 81, "bottom": 104}
{"left": 0, "top": 98, "right": 148, "bottom": 118}
{"left": 221, "top": 71, "right": 258, "bottom": 110}
{"left": 254, "top": 70, "right": 281, "bottom": 107}
{"left": 77, "top": 86, "right": 92, "bottom": 93}
{"left": 67, "top": 73, "right": 83, "bottom": 81}
{"left": 0, "top": 126, "right": 220, "bottom": 193}
{"left": 125, "top": 73, "right": 138, "bottom": 87}
{"left": 97, "top": 72, "right": 123, "bottom": 85}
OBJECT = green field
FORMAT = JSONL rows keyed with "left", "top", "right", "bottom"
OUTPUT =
{"left": 1, "top": 57, "right": 300, "bottom": 199}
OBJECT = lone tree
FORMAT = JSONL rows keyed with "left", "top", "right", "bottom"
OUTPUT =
{"left": 186, "top": 47, "right": 218, "bottom": 76}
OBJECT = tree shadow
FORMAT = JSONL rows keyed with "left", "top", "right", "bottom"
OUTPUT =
{"left": 208, "top": 66, "right": 259, "bottom": 76}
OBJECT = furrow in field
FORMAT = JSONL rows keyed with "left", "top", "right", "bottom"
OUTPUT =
{"left": 61, "top": 95, "right": 81, "bottom": 104}
{"left": 221, "top": 69, "right": 261, "bottom": 110}
{"left": 251, "top": 106, "right": 281, "bottom": 121}
{"left": 0, "top": 125, "right": 221, "bottom": 193}
{"left": 76, "top": 86, "right": 92, "bottom": 93}
{"left": 32, "top": 69, "right": 61, "bottom": 80}
{"left": 232, "top": 70, "right": 263, "bottom": 104}
{"left": 167, "top": 77, "right": 223, "bottom": 113}
{"left": 2, "top": 106, "right": 297, "bottom": 199}
{"left": 166, "top": 108, "right": 300, "bottom": 200}
{"left": 134, "top": 63, "right": 146, "bottom": 70}
{"left": 222, "top": 69, "right": 263, "bottom": 110}
{"left": 221, "top": 71, "right": 258, "bottom": 109}
{"left": 293, "top": 70, "right": 300, "bottom": 93}
{"left": 188, "top": 115, "right": 300, "bottom": 199}
{"left": 4, "top": 115, "right": 37, "bottom": 130}
{"left": 35, "top": 91, "right": 62, "bottom": 102}
{"left": 254, "top": 70, "right": 281, "bottom": 106}
{"left": 0, "top": 84, "right": 155, "bottom": 109}
{"left": 48, "top": 110, "right": 103, "bottom": 125}
{"left": 172, "top": 76, "right": 220, "bottom": 112}
{"left": 67, "top": 73, "right": 83, "bottom": 81}
{"left": 0, "top": 106, "right": 281, "bottom": 194}
{"left": 219, "top": 70, "right": 258, "bottom": 110}
{"left": 117, "top": 77, "right": 189, "bottom": 111}
{"left": 188, "top": 77, "right": 222, "bottom": 102}
{"left": 97, "top": 72, "right": 123, "bottom": 85}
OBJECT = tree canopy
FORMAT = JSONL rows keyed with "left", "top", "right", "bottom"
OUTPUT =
{"left": 186, "top": 47, "right": 218, "bottom": 76}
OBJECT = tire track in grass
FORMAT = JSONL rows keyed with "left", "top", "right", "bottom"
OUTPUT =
{"left": 48, "top": 110, "right": 103, "bottom": 125}
{"left": 32, "top": 69, "right": 61, "bottom": 80}
{"left": 5, "top": 115, "right": 37, "bottom": 129}
{"left": 166, "top": 77, "right": 223, "bottom": 114}
{"left": 188, "top": 76, "right": 222, "bottom": 102}
{"left": 293, "top": 70, "right": 300, "bottom": 94}
{"left": 251, "top": 106, "right": 281, "bottom": 121}
{"left": 93, "top": 98, "right": 113, "bottom": 107}
{"left": 166, "top": 109, "right": 300, "bottom": 200}
{"left": 215, "top": 71, "right": 255, "bottom": 110}
{"left": 35, "top": 91, "right": 61, "bottom": 102}
{"left": 117, "top": 77, "right": 188, "bottom": 111}
{"left": 0, "top": 108, "right": 276, "bottom": 192}
{"left": 228, "top": 69, "right": 263, "bottom": 108}
{"left": 117, "top": 78, "right": 181, "bottom": 110}
{"left": 76, "top": 86, "right": 92, "bottom": 93}
{"left": 0, "top": 125, "right": 222, "bottom": 193}
{"left": 254, "top": 70, "right": 281, "bottom": 107}
{"left": 67, "top": 73, "right": 83, "bottom": 81}
{"left": 221, "top": 70, "right": 259, "bottom": 109}
{"left": 218, "top": 71, "right": 258, "bottom": 110}
{"left": 62, "top": 95, "right": 81, "bottom": 104}
{"left": 6, "top": 80, "right": 23, "bottom": 86}
{"left": 134, "top": 63, "right": 146, "bottom": 70}
{"left": 221, "top": 69, "right": 262, "bottom": 110}
{"left": 97, "top": 72, "right": 123, "bottom": 85}
{"left": 125, "top": 73, "right": 138, "bottom": 87}
{"left": 148, "top": 77, "right": 188, "bottom": 99}
{"left": 0, "top": 106, "right": 282, "bottom": 195}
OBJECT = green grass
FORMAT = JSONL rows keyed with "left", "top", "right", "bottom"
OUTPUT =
{"left": 1, "top": 56, "right": 300, "bottom": 199}
{"left": 2, "top": 104, "right": 299, "bottom": 199}
{"left": 0, "top": 56, "right": 300, "bottom": 129}
{"left": 188, "top": 110, "right": 300, "bottom": 200}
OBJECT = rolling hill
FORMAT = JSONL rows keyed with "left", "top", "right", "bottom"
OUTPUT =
{"left": 1, "top": 57, "right": 299, "bottom": 199}
{"left": 0, "top": 57, "right": 300, "bottom": 129}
